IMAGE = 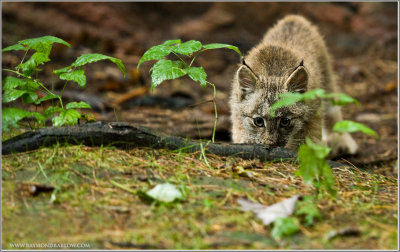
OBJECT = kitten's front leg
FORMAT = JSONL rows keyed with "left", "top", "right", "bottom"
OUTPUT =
{"left": 323, "top": 105, "right": 358, "bottom": 158}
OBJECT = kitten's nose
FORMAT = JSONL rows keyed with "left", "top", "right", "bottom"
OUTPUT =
{"left": 265, "top": 139, "right": 278, "bottom": 148}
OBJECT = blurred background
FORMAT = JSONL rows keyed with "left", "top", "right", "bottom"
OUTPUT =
{"left": 2, "top": 2, "right": 398, "bottom": 171}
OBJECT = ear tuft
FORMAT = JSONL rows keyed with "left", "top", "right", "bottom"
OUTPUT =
{"left": 237, "top": 65, "right": 258, "bottom": 99}
{"left": 285, "top": 65, "right": 308, "bottom": 93}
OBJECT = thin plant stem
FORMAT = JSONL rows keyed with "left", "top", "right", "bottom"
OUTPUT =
{"left": 16, "top": 49, "right": 30, "bottom": 72}
{"left": 189, "top": 49, "right": 206, "bottom": 67}
{"left": 110, "top": 180, "right": 136, "bottom": 195}
{"left": 206, "top": 81, "right": 218, "bottom": 143}
{"left": 60, "top": 80, "right": 69, "bottom": 98}
{"left": 2, "top": 68, "right": 29, "bottom": 78}
{"left": 172, "top": 52, "right": 188, "bottom": 66}
{"left": 199, "top": 142, "right": 213, "bottom": 169}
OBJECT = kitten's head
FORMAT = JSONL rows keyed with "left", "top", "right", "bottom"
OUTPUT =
{"left": 231, "top": 59, "right": 312, "bottom": 149}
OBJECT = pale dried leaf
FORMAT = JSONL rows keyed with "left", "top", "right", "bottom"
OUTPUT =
{"left": 238, "top": 195, "right": 301, "bottom": 225}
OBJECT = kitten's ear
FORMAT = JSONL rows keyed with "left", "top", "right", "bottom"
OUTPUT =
{"left": 237, "top": 65, "right": 258, "bottom": 98}
{"left": 285, "top": 63, "right": 308, "bottom": 93}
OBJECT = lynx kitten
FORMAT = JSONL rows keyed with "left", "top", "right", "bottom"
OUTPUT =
{"left": 230, "top": 15, "right": 358, "bottom": 157}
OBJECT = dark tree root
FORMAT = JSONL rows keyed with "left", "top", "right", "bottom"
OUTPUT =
{"left": 2, "top": 121, "right": 346, "bottom": 167}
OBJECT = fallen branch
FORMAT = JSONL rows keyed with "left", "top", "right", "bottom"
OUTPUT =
{"left": 2, "top": 121, "right": 345, "bottom": 167}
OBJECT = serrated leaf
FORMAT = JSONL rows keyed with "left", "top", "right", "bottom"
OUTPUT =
{"left": 1, "top": 107, "right": 40, "bottom": 131}
{"left": 59, "top": 69, "right": 86, "bottom": 88}
{"left": 325, "top": 93, "right": 360, "bottom": 106}
{"left": 321, "top": 162, "right": 337, "bottom": 196}
{"left": 172, "top": 40, "right": 202, "bottom": 56}
{"left": 53, "top": 66, "right": 72, "bottom": 75}
{"left": 296, "top": 143, "right": 320, "bottom": 185}
{"left": 150, "top": 59, "right": 187, "bottom": 89}
{"left": 35, "top": 94, "right": 59, "bottom": 104}
{"left": 295, "top": 196, "right": 321, "bottom": 226}
{"left": 31, "top": 41, "right": 52, "bottom": 54}
{"left": 138, "top": 44, "right": 173, "bottom": 68}
{"left": 2, "top": 76, "right": 28, "bottom": 90}
{"left": 305, "top": 138, "right": 331, "bottom": 159}
{"left": 270, "top": 92, "right": 303, "bottom": 117}
{"left": 271, "top": 217, "right": 299, "bottom": 240}
{"left": 31, "top": 51, "right": 51, "bottom": 65}
{"left": 186, "top": 66, "right": 207, "bottom": 87}
{"left": 19, "top": 35, "right": 71, "bottom": 48}
{"left": 71, "top": 53, "right": 126, "bottom": 77}
{"left": 333, "top": 120, "right": 378, "bottom": 138}
{"left": 2, "top": 89, "right": 28, "bottom": 103}
{"left": 302, "top": 88, "right": 325, "bottom": 100}
{"left": 21, "top": 92, "right": 39, "bottom": 104}
{"left": 203, "top": 43, "right": 242, "bottom": 57}
{"left": 2, "top": 44, "right": 27, "bottom": 53}
{"left": 31, "top": 112, "right": 45, "bottom": 124}
{"left": 162, "top": 39, "right": 181, "bottom": 46}
{"left": 43, "top": 106, "right": 63, "bottom": 118}
{"left": 137, "top": 39, "right": 181, "bottom": 68}
{"left": 19, "top": 57, "right": 36, "bottom": 76}
{"left": 65, "top": 101, "right": 91, "bottom": 110}
{"left": 52, "top": 109, "right": 81, "bottom": 127}
{"left": 145, "top": 183, "right": 183, "bottom": 203}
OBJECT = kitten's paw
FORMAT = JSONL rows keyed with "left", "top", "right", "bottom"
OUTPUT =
{"left": 326, "top": 132, "right": 358, "bottom": 158}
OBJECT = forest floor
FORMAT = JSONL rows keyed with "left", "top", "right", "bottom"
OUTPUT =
{"left": 1, "top": 2, "right": 398, "bottom": 249}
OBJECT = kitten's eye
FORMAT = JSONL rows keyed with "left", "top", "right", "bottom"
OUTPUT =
{"left": 253, "top": 117, "right": 265, "bottom": 127}
{"left": 280, "top": 117, "right": 291, "bottom": 127}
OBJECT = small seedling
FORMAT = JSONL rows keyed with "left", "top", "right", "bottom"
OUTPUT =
{"left": 2, "top": 35, "right": 126, "bottom": 132}
{"left": 270, "top": 88, "right": 378, "bottom": 196}
{"left": 137, "top": 39, "right": 242, "bottom": 143}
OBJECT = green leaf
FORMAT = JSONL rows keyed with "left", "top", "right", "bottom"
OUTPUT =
{"left": 35, "top": 94, "right": 59, "bottom": 104}
{"left": 321, "top": 162, "right": 337, "bottom": 196}
{"left": 2, "top": 44, "right": 27, "bottom": 53}
{"left": 186, "top": 66, "right": 207, "bottom": 87}
{"left": 271, "top": 217, "right": 299, "bottom": 240}
{"left": 52, "top": 109, "right": 81, "bottom": 127}
{"left": 1, "top": 107, "right": 43, "bottom": 132}
{"left": 325, "top": 93, "right": 360, "bottom": 106}
{"left": 19, "top": 35, "right": 71, "bottom": 48}
{"left": 18, "top": 57, "right": 36, "bottom": 76}
{"left": 65, "top": 101, "right": 91, "bottom": 110}
{"left": 172, "top": 40, "right": 202, "bottom": 56}
{"left": 2, "top": 89, "right": 28, "bottom": 103}
{"left": 138, "top": 45, "right": 173, "bottom": 68}
{"left": 71, "top": 53, "right": 126, "bottom": 77}
{"left": 162, "top": 39, "right": 181, "bottom": 46}
{"left": 31, "top": 51, "right": 51, "bottom": 66}
{"left": 150, "top": 59, "right": 187, "bottom": 90}
{"left": 59, "top": 69, "right": 87, "bottom": 88}
{"left": 270, "top": 92, "right": 303, "bottom": 117}
{"left": 43, "top": 106, "right": 62, "bottom": 118}
{"left": 145, "top": 183, "right": 183, "bottom": 203}
{"left": 295, "top": 196, "right": 321, "bottom": 226}
{"left": 21, "top": 92, "right": 39, "bottom": 104}
{"left": 2, "top": 76, "right": 28, "bottom": 90}
{"left": 333, "top": 120, "right": 378, "bottom": 138}
{"left": 305, "top": 138, "right": 331, "bottom": 159}
{"left": 2, "top": 107, "right": 31, "bottom": 131}
{"left": 297, "top": 143, "right": 320, "bottom": 185}
{"left": 302, "top": 88, "right": 325, "bottom": 100}
{"left": 53, "top": 66, "right": 72, "bottom": 75}
{"left": 137, "top": 39, "right": 181, "bottom": 68}
{"left": 203, "top": 43, "right": 242, "bottom": 57}
{"left": 32, "top": 112, "right": 46, "bottom": 124}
